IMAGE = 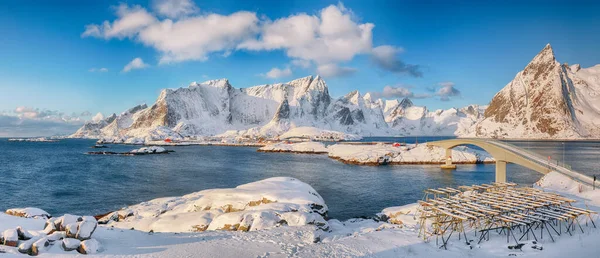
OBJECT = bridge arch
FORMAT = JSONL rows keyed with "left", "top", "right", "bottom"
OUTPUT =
{"left": 427, "top": 139, "right": 552, "bottom": 183}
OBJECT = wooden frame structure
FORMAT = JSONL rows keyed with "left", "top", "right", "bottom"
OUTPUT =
{"left": 416, "top": 183, "right": 597, "bottom": 249}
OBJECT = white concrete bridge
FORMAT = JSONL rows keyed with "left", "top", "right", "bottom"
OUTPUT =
{"left": 427, "top": 138, "right": 595, "bottom": 187}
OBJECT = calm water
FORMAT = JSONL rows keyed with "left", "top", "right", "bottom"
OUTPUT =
{"left": 1, "top": 138, "right": 599, "bottom": 220}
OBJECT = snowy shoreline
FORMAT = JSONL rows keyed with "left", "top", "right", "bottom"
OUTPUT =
{"left": 1, "top": 172, "right": 599, "bottom": 257}
{"left": 258, "top": 142, "right": 495, "bottom": 165}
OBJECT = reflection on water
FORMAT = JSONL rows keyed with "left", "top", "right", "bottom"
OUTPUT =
{"left": 1, "top": 138, "right": 599, "bottom": 220}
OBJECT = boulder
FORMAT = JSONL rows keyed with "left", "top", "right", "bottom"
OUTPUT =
{"left": 16, "top": 226, "right": 33, "bottom": 240}
{"left": 47, "top": 231, "right": 66, "bottom": 242}
{"left": 17, "top": 236, "right": 41, "bottom": 254}
{"left": 2, "top": 229, "right": 18, "bottom": 247}
{"left": 5, "top": 208, "right": 50, "bottom": 219}
{"left": 58, "top": 214, "right": 81, "bottom": 231}
{"left": 76, "top": 220, "right": 98, "bottom": 240}
{"left": 98, "top": 211, "right": 119, "bottom": 224}
{"left": 42, "top": 220, "right": 57, "bottom": 235}
{"left": 77, "top": 239, "right": 102, "bottom": 254}
{"left": 31, "top": 237, "right": 50, "bottom": 256}
{"left": 65, "top": 223, "right": 78, "bottom": 238}
{"left": 61, "top": 238, "right": 81, "bottom": 251}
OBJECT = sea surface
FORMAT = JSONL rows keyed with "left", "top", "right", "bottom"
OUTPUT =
{"left": 1, "top": 137, "right": 599, "bottom": 220}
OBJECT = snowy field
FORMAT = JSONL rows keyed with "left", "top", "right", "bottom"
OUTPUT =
{"left": 1, "top": 172, "right": 599, "bottom": 257}
{"left": 259, "top": 142, "right": 494, "bottom": 165}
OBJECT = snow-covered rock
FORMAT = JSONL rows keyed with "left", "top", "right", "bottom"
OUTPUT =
{"left": 17, "top": 236, "right": 40, "bottom": 254}
{"left": 327, "top": 143, "right": 493, "bottom": 165}
{"left": 61, "top": 238, "right": 81, "bottom": 251}
{"left": 99, "top": 177, "right": 328, "bottom": 233}
{"left": 75, "top": 219, "right": 98, "bottom": 240}
{"left": 77, "top": 239, "right": 102, "bottom": 254}
{"left": 258, "top": 141, "right": 328, "bottom": 154}
{"left": 2, "top": 228, "right": 18, "bottom": 246}
{"left": 31, "top": 237, "right": 50, "bottom": 256}
{"left": 5, "top": 207, "right": 50, "bottom": 219}
{"left": 130, "top": 146, "right": 168, "bottom": 154}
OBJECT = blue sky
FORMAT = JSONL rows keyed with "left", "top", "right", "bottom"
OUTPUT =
{"left": 1, "top": 0, "right": 599, "bottom": 136}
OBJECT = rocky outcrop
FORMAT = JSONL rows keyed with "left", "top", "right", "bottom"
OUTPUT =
{"left": 1, "top": 213, "right": 100, "bottom": 255}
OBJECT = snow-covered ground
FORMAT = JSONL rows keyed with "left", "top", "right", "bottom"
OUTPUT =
{"left": 1, "top": 172, "right": 599, "bottom": 257}
{"left": 258, "top": 142, "right": 329, "bottom": 154}
{"left": 258, "top": 142, "right": 493, "bottom": 165}
{"left": 97, "top": 177, "right": 328, "bottom": 233}
{"left": 327, "top": 144, "right": 494, "bottom": 165}
{"left": 277, "top": 127, "right": 362, "bottom": 141}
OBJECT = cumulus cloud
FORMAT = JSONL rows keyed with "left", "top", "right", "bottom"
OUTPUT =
{"left": 0, "top": 107, "right": 89, "bottom": 137}
{"left": 122, "top": 57, "right": 149, "bottom": 72}
{"left": 370, "top": 84, "right": 431, "bottom": 99}
{"left": 82, "top": 3, "right": 259, "bottom": 63}
{"left": 316, "top": 63, "right": 357, "bottom": 77}
{"left": 436, "top": 82, "right": 461, "bottom": 101}
{"left": 371, "top": 45, "right": 422, "bottom": 77}
{"left": 239, "top": 3, "right": 371, "bottom": 77}
{"left": 82, "top": 4, "right": 157, "bottom": 39}
{"left": 291, "top": 59, "right": 311, "bottom": 69}
{"left": 82, "top": 2, "right": 421, "bottom": 77}
{"left": 89, "top": 67, "right": 108, "bottom": 72}
{"left": 152, "top": 0, "right": 198, "bottom": 19}
{"left": 263, "top": 67, "right": 292, "bottom": 79}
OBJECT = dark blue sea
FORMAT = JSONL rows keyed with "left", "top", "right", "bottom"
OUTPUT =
{"left": 1, "top": 137, "right": 599, "bottom": 220}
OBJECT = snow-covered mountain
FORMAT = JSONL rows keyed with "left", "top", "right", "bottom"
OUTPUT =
{"left": 71, "top": 76, "right": 482, "bottom": 141}
{"left": 474, "top": 44, "right": 600, "bottom": 138}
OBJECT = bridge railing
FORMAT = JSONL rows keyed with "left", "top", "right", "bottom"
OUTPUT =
{"left": 487, "top": 139, "right": 573, "bottom": 170}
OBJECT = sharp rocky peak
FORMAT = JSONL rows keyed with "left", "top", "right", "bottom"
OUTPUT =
{"left": 399, "top": 98, "right": 413, "bottom": 108}
{"left": 527, "top": 43, "right": 556, "bottom": 67}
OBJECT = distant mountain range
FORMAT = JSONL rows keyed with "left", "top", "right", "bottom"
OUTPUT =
{"left": 71, "top": 44, "right": 600, "bottom": 141}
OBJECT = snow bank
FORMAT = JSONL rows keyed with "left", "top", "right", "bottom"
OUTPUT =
{"left": 258, "top": 141, "right": 328, "bottom": 154}
{"left": 279, "top": 127, "right": 362, "bottom": 141}
{"left": 327, "top": 143, "right": 493, "bottom": 165}
{"left": 129, "top": 146, "right": 167, "bottom": 154}
{"left": 98, "top": 177, "right": 329, "bottom": 233}
{"left": 5, "top": 208, "right": 50, "bottom": 219}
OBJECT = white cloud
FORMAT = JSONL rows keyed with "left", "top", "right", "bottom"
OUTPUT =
{"left": 89, "top": 67, "right": 108, "bottom": 72}
{"left": 0, "top": 106, "right": 89, "bottom": 137}
{"left": 371, "top": 45, "right": 422, "bottom": 77}
{"left": 122, "top": 57, "right": 149, "bottom": 72}
{"left": 239, "top": 3, "right": 371, "bottom": 74}
{"left": 370, "top": 84, "right": 432, "bottom": 99}
{"left": 436, "top": 82, "right": 461, "bottom": 101}
{"left": 82, "top": 3, "right": 259, "bottom": 64}
{"left": 264, "top": 67, "right": 292, "bottom": 79}
{"left": 139, "top": 12, "right": 259, "bottom": 63}
{"left": 152, "top": 0, "right": 198, "bottom": 19}
{"left": 316, "top": 63, "right": 356, "bottom": 77}
{"left": 291, "top": 59, "right": 311, "bottom": 69}
{"left": 82, "top": 2, "right": 421, "bottom": 77}
{"left": 82, "top": 4, "right": 157, "bottom": 39}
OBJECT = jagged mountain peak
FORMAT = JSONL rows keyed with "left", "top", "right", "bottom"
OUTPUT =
{"left": 527, "top": 43, "right": 556, "bottom": 67}
{"left": 399, "top": 98, "right": 413, "bottom": 108}
{"left": 190, "top": 78, "right": 232, "bottom": 89}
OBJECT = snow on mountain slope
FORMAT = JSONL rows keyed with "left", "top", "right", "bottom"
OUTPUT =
{"left": 475, "top": 44, "right": 600, "bottom": 139}
{"left": 70, "top": 76, "right": 483, "bottom": 141}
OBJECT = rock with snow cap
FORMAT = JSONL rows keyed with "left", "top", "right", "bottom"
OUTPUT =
{"left": 77, "top": 239, "right": 102, "bottom": 254}
{"left": 61, "top": 238, "right": 81, "bottom": 252}
{"left": 2, "top": 229, "right": 18, "bottom": 247}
